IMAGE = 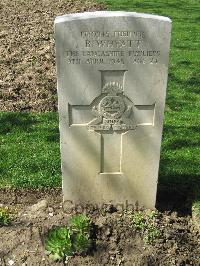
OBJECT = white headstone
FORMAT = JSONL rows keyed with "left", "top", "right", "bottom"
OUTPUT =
{"left": 55, "top": 11, "right": 171, "bottom": 209}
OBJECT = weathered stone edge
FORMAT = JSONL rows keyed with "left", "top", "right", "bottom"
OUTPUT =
{"left": 55, "top": 11, "right": 172, "bottom": 24}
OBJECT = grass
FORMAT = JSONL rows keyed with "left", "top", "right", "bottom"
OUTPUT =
{"left": 0, "top": 0, "right": 199, "bottom": 209}
{"left": 0, "top": 112, "right": 61, "bottom": 187}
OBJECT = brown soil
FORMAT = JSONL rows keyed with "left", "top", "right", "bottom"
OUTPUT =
{"left": 0, "top": 0, "right": 105, "bottom": 112}
{"left": 0, "top": 188, "right": 199, "bottom": 266}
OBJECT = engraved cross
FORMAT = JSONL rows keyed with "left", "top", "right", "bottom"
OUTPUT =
{"left": 69, "top": 70, "right": 155, "bottom": 173}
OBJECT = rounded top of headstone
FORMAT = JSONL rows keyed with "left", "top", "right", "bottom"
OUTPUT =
{"left": 54, "top": 11, "right": 171, "bottom": 24}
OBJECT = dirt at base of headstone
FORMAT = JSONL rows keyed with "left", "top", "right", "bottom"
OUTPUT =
{"left": 0, "top": 0, "right": 105, "bottom": 112}
{"left": 0, "top": 188, "right": 199, "bottom": 266}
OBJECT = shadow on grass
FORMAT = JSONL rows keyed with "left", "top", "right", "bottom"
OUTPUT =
{"left": 173, "top": 44, "right": 199, "bottom": 51}
{"left": 0, "top": 112, "right": 38, "bottom": 134}
{"left": 133, "top": 0, "right": 198, "bottom": 13}
{"left": 176, "top": 59, "right": 192, "bottom": 66}
{"left": 169, "top": 71, "right": 200, "bottom": 89}
{"left": 167, "top": 74, "right": 200, "bottom": 107}
{"left": 0, "top": 112, "right": 60, "bottom": 142}
{"left": 156, "top": 174, "right": 199, "bottom": 216}
{"left": 156, "top": 124, "right": 200, "bottom": 215}
{"left": 167, "top": 139, "right": 198, "bottom": 149}
{"left": 46, "top": 128, "right": 60, "bottom": 142}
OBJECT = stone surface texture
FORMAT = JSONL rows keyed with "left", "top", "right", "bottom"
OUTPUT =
{"left": 55, "top": 11, "right": 172, "bottom": 208}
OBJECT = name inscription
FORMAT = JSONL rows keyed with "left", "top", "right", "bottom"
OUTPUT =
{"left": 66, "top": 30, "right": 160, "bottom": 65}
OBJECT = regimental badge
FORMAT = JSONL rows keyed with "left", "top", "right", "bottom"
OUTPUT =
{"left": 87, "top": 82, "right": 136, "bottom": 131}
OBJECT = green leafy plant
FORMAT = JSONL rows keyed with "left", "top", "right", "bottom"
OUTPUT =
{"left": 132, "top": 211, "right": 145, "bottom": 231}
{"left": 0, "top": 206, "right": 11, "bottom": 226}
{"left": 132, "top": 211, "right": 160, "bottom": 244}
{"left": 45, "top": 214, "right": 92, "bottom": 261}
{"left": 69, "top": 214, "right": 90, "bottom": 233}
{"left": 69, "top": 215, "right": 91, "bottom": 253}
{"left": 45, "top": 227, "right": 72, "bottom": 261}
{"left": 143, "top": 226, "right": 161, "bottom": 244}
